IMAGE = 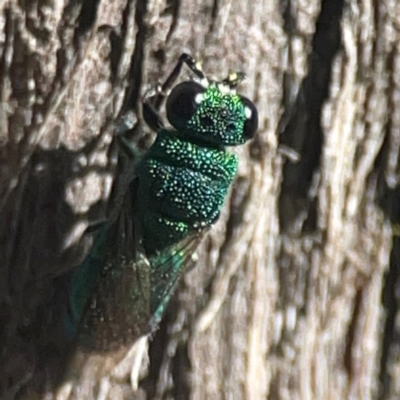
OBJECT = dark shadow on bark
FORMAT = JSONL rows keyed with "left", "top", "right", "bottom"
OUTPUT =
{"left": 278, "top": 0, "right": 345, "bottom": 233}
{"left": 0, "top": 143, "right": 112, "bottom": 398}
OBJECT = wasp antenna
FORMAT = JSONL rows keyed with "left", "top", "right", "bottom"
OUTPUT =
{"left": 181, "top": 53, "right": 206, "bottom": 80}
{"left": 222, "top": 71, "right": 246, "bottom": 88}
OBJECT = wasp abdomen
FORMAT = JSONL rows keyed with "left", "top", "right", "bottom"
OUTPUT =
{"left": 136, "top": 130, "right": 238, "bottom": 254}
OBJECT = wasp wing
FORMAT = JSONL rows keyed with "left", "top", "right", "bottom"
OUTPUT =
{"left": 148, "top": 233, "right": 205, "bottom": 330}
{"left": 69, "top": 177, "right": 207, "bottom": 353}
{"left": 68, "top": 178, "right": 152, "bottom": 352}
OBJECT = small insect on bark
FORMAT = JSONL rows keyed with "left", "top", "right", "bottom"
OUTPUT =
{"left": 66, "top": 53, "right": 259, "bottom": 352}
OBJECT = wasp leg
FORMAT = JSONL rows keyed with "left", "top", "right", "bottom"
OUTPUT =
{"left": 142, "top": 101, "right": 166, "bottom": 132}
{"left": 116, "top": 134, "right": 142, "bottom": 160}
{"left": 85, "top": 219, "right": 109, "bottom": 234}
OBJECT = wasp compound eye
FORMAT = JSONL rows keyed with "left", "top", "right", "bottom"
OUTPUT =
{"left": 240, "top": 96, "right": 258, "bottom": 140}
{"left": 166, "top": 81, "right": 205, "bottom": 130}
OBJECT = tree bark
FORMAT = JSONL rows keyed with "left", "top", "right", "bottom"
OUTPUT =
{"left": 1, "top": 0, "right": 399, "bottom": 399}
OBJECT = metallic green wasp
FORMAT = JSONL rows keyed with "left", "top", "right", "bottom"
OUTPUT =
{"left": 67, "top": 53, "right": 258, "bottom": 352}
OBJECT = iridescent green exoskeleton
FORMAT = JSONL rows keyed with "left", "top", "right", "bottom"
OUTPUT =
{"left": 67, "top": 54, "right": 258, "bottom": 352}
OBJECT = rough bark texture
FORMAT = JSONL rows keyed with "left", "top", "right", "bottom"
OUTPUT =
{"left": 0, "top": 0, "right": 399, "bottom": 399}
